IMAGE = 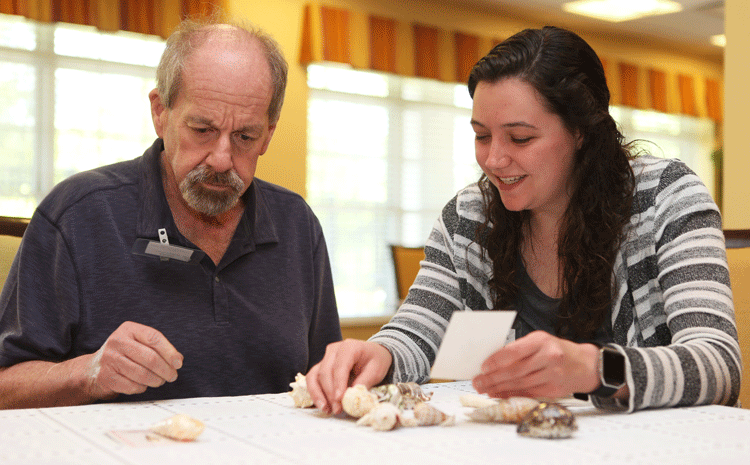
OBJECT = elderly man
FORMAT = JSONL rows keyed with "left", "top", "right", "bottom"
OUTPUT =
{"left": 0, "top": 18, "right": 341, "bottom": 408}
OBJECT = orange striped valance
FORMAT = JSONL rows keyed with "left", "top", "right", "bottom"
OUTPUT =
{"left": 0, "top": 0, "right": 223, "bottom": 38}
{"left": 300, "top": 2, "right": 723, "bottom": 122}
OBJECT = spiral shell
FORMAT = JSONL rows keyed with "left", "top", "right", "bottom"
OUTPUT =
{"left": 371, "top": 382, "right": 432, "bottom": 410}
{"left": 467, "top": 397, "right": 540, "bottom": 424}
{"left": 413, "top": 402, "right": 455, "bottom": 426}
{"left": 288, "top": 373, "right": 314, "bottom": 408}
{"left": 341, "top": 384, "right": 379, "bottom": 418}
{"left": 459, "top": 394, "right": 498, "bottom": 409}
{"left": 356, "top": 403, "right": 411, "bottom": 431}
{"left": 149, "top": 414, "right": 205, "bottom": 441}
{"left": 517, "top": 402, "right": 578, "bottom": 439}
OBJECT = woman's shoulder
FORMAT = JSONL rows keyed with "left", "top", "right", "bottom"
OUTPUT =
{"left": 435, "top": 182, "right": 487, "bottom": 241}
{"left": 630, "top": 155, "right": 699, "bottom": 186}
{"left": 453, "top": 182, "right": 484, "bottom": 210}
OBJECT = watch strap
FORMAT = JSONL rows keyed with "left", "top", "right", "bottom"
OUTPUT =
{"left": 573, "top": 342, "right": 621, "bottom": 400}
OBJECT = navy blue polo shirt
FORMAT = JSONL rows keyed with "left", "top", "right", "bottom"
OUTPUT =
{"left": 0, "top": 139, "right": 341, "bottom": 401}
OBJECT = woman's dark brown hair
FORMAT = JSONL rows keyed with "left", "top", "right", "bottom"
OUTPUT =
{"left": 467, "top": 26, "right": 635, "bottom": 340}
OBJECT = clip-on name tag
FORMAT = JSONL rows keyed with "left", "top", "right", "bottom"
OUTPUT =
{"left": 131, "top": 228, "right": 205, "bottom": 264}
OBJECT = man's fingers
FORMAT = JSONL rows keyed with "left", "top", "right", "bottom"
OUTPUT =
{"left": 128, "top": 322, "right": 183, "bottom": 370}
{"left": 91, "top": 322, "right": 183, "bottom": 398}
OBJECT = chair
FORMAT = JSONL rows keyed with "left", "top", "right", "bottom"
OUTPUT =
{"left": 390, "top": 244, "right": 425, "bottom": 302}
{"left": 0, "top": 217, "right": 28, "bottom": 289}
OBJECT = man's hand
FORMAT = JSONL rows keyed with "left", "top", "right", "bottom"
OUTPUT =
{"left": 85, "top": 321, "right": 184, "bottom": 400}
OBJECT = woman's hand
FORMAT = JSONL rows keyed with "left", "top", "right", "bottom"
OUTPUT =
{"left": 472, "top": 330, "right": 600, "bottom": 399}
{"left": 305, "top": 339, "right": 393, "bottom": 415}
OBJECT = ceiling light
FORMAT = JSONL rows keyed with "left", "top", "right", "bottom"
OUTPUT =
{"left": 710, "top": 34, "right": 726, "bottom": 47}
{"left": 562, "top": 0, "right": 683, "bottom": 23}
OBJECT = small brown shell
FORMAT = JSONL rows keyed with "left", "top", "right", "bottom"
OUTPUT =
{"left": 467, "top": 397, "right": 540, "bottom": 424}
{"left": 413, "top": 402, "right": 455, "bottom": 426}
{"left": 517, "top": 402, "right": 578, "bottom": 439}
{"left": 288, "top": 373, "right": 314, "bottom": 408}
{"left": 341, "top": 384, "right": 379, "bottom": 418}
{"left": 149, "top": 414, "right": 205, "bottom": 441}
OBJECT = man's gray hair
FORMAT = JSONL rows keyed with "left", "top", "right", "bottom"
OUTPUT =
{"left": 156, "top": 16, "right": 288, "bottom": 124}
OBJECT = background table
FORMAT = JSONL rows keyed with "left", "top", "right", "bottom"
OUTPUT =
{"left": 1, "top": 381, "right": 748, "bottom": 464}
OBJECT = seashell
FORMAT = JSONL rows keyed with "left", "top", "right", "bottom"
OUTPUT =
{"left": 149, "top": 414, "right": 205, "bottom": 441}
{"left": 371, "top": 384, "right": 402, "bottom": 405}
{"left": 341, "top": 384, "right": 379, "bottom": 418}
{"left": 396, "top": 382, "right": 432, "bottom": 403}
{"left": 413, "top": 402, "right": 455, "bottom": 426}
{"left": 517, "top": 402, "right": 578, "bottom": 439}
{"left": 467, "top": 397, "right": 540, "bottom": 424}
{"left": 288, "top": 373, "right": 314, "bottom": 408}
{"left": 356, "top": 403, "right": 403, "bottom": 431}
{"left": 371, "top": 382, "right": 432, "bottom": 410}
{"left": 459, "top": 394, "right": 498, "bottom": 409}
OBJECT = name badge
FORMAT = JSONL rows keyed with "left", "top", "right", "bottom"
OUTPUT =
{"left": 131, "top": 228, "right": 205, "bottom": 264}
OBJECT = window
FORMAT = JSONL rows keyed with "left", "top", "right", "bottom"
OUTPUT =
{"left": 307, "top": 63, "right": 718, "bottom": 319}
{"left": 307, "top": 64, "right": 481, "bottom": 318}
{"left": 0, "top": 14, "right": 164, "bottom": 218}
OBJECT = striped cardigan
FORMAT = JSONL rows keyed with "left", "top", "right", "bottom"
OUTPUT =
{"left": 371, "top": 155, "right": 741, "bottom": 412}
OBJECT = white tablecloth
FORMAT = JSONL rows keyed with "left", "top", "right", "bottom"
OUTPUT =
{"left": 1, "top": 381, "right": 748, "bottom": 464}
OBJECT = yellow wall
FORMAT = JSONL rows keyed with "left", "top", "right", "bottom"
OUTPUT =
{"left": 227, "top": 0, "right": 725, "bottom": 202}
{"left": 723, "top": 0, "right": 750, "bottom": 229}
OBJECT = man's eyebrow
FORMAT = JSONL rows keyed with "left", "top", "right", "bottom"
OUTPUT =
{"left": 186, "top": 115, "right": 214, "bottom": 126}
{"left": 186, "top": 116, "right": 264, "bottom": 134}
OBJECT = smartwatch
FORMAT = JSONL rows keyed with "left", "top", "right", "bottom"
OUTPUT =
{"left": 573, "top": 343, "right": 626, "bottom": 400}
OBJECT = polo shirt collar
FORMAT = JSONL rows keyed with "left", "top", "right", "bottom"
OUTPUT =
{"left": 135, "top": 139, "right": 279, "bottom": 250}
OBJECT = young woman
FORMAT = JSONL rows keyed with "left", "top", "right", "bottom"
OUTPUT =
{"left": 306, "top": 26, "right": 740, "bottom": 414}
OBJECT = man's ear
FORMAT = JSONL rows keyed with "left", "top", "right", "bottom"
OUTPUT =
{"left": 149, "top": 89, "right": 166, "bottom": 138}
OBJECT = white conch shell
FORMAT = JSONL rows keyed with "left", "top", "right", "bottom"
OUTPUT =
{"left": 149, "top": 414, "right": 205, "bottom": 441}
{"left": 467, "top": 397, "right": 540, "bottom": 424}
{"left": 356, "top": 403, "right": 416, "bottom": 431}
{"left": 413, "top": 402, "right": 455, "bottom": 426}
{"left": 341, "top": 384, "right": 378, "bottom": 418}
{"left": 459, "top": 393, "right": 498, "bottom": 409}
{"left": 288, "top": 373, "right": 314, "bottom": 408}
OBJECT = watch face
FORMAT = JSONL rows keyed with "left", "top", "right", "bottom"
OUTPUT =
{"left": 602, "top": 348, "right": 626, "bottom": 387}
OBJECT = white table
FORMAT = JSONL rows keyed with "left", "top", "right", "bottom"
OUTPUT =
{"left": 1, "top": 381, "right": 748, "bottom": 464}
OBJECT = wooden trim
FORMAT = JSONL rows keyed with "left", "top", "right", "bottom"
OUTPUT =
{"left": 725, "top": 230, "right": 750, "bottom": 249}
{"left": 0, "top": 217, "right": 30, "bottom": 238}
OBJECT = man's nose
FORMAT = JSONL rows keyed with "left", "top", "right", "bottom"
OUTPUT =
{"left": 206, "top": 134, "right": 234, "bottom": 173}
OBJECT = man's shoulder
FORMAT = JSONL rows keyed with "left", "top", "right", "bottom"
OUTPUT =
{"left": 38, "top": 157, "right": 143, "bottom": 222}
{"left": 252, "top": 178, "right": 310, "bottom": 212}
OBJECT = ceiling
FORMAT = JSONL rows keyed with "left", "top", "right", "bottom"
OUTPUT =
{"left": 451, "top": 0, "right": 725, "bottom": 61}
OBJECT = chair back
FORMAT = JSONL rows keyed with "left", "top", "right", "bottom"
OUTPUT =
{"left": 390, "top": 245, "right": 425, "bottom": 301}
{"left": 0, "top": 217, "right": 28, "bottom": 290}
{"left": 0, "top": 235, "right": 22, "bottom": 289}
